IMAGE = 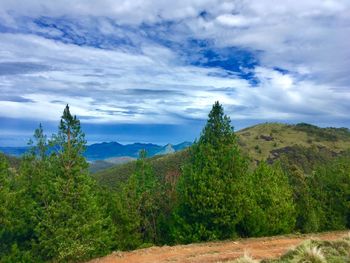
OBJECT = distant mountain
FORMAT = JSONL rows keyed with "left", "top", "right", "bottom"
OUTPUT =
{"left": 84, "top": 142, "right": 162, "bottom": 160}
{"left": 173, "top": 141, "right": 193, "bottom": 151}
{"left": 153, "top": 142, "right": 192, "bottom": 156}
{"left": 84, "top": 142, "right": 188, "bottom": 160}
{"left": 0, "top": 146, "right": 28, "bottom": 157}
{"left": 0, "top": 141, "right": 193, "bottom": 162}
{"left": 155, "top": 144, "right": 175, "bottom": 155}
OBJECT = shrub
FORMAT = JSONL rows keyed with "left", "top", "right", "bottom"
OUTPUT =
{"left": 291, "top": 240, "right": 326, "bottom": 263}
{"left": 238, "top": 162, "right": 295, "bottom": 237}
{"left": 265, "top": 236, "right": 350, "bottom": 263}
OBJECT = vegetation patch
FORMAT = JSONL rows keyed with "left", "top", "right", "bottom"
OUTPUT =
{"left": 263, "top": 235, "right": 350, "bottom": 263}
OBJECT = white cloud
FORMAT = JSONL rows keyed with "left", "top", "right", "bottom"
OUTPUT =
{"left": 216, "top": 14, "right": 258, "bottom": 28}
{"left": 0, "top": 32, "right": 250, "bottom": 123}
{"left": 189, "top": 0, "right": 350, "bottom": 89}
{"left": 0, "top": 0, "right": 349, "bottom": 129}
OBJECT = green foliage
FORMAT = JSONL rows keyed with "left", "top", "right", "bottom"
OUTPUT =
{"left": 2, "top": 102, "right": 350, "bottom": 261}
{"left": 34, "top": 105, "right": 115, "bottom": 262}
{"left": 94, "top": 149, "right": 189, "bottom": 191}
{"left": 116, "top": 150, "right": 162, "bottom": 249}
{"left": 278, "top": 147, "right": 350, "bottom": 233}
{"left": 94, "top": 105, "right": 350, "bottom": 246}
{"left": 0, "top": 105, "right": 115, "bottom": 262}
{"left": 309, "top": 156, "right": 350, "bottom": 230}
{"left": 0, "top": 243, "right": 36, "bottom": 263}
{"left": 278, "top": 145, "right": 345, "bottom": 175}
{"left": 0, "top": 154, "right": 10, "bottom": 230}
{"left": 0, "top": 148, "right": 39, "bottom": 261}
{"left": 254, "top": 145, "right": 261, "bottom": 153}
{"left": 172, "top": 102, "right": 248, "bottom": 243}
{"left": 0, "top": 152, "right": 20, "bottom": 170}
{"left": 294, "top": 123, "right": 350, "bottom": 142}
{"left": 286, "top": 166, "right": 322, "bottom": 233}
{"left": 239, "top": 162, "right": 295, "bottom": 237}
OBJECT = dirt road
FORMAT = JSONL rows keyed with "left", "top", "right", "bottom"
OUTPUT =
{"left": 89, "top": 231, "right": 348, "bottom": 263}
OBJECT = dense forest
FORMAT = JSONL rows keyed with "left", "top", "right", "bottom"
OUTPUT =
{"left": 0, "top": 103, "right": 349, "bottom": 262}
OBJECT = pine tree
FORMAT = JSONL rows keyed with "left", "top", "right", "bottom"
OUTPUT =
{"left": 173, "top": 101, "right": 248, "bottom": 243}
{"left": 34, "top": 105, "right": 115, "bottom": 262}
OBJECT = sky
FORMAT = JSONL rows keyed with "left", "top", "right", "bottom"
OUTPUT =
{"left": 0, "top": 0, "right": 350, "bottom": 146}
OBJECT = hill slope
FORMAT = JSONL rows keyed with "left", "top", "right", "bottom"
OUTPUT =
{"left": 94, "top": 149, "right": 189, "bottom": 190}
{"left": 94, "top": 122, "right": 350, "bottom": 189}
{"left": 237, "top": 122, "right": 350, "bottom": 162}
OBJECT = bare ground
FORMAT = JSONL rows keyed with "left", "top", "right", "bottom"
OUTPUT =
{"left": 88, "top": 231, "right": 348, "bottom": 263}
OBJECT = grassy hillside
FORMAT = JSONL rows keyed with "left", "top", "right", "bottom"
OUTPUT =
{"left": 94, "top": 149, "right": 189, "bottom": 190}
{"left": 93, "top": 122, "right": 350, "bottom": 189}
{"left": 237, "top": 122, "right": 350, "bottom": 162}
{"left": 89, "top": 157, "right": 136, "bottom": 173}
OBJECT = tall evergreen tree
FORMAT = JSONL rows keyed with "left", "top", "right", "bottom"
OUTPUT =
{"left": 34, "top": 105, "right": 115, "bottom": 262}
{"left": 173, "top": 101, "right": 248, "bottom": 243}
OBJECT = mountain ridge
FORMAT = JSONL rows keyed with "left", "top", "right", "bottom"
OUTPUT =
{"left": 0, "top": 141, "right": 193, "bottom": 161}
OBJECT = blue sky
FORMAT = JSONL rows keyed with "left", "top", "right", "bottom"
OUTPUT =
{"left": 0, "top": 0, "right": 350, "bottom": 146}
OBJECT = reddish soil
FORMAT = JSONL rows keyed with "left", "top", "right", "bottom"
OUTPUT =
{"left": 88, "top": 231, "right": 348, "bottom": 263}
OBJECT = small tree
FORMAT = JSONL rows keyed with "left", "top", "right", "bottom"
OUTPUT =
{"left": 173, "top": 101, "right": 248, "bottom": 243}
{"left": 117, "top": 150, "right": 161, "bottom": 248}
{"left": 287, "top": 165, "right": 322, "bottom": 233}
{"left": 0, "top": 155, "right": 12, "bottom": 257}
{"left": 239, "top": 162, "right": 296, "bottom": 237}
{"left": 0, "top": 147, "right": 38, "bottom": 262}
{"left": 310, "top": 156, "right": 350, "bottom": 230}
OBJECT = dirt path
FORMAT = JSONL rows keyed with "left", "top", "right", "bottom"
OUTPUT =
{"left": 89, "top": 231, "right": 348, "bottom": 263}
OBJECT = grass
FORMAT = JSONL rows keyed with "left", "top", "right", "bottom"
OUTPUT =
{"left": 263, "top": 233, "right": 350, "bottom": 263}
{"left": 216, "top": 233, "right": 350, "bottom": 263}
{"left": 229, "top": 253, "right": 259, "bottom": 263}
{"left": 290, "top": 240, "right": 326, "bottom": 263}
{"left": 236, "top": 122, "right": 350, "bottom": 162}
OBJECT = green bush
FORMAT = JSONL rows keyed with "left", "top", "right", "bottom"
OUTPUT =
{"left": 239, "top": 162, "right": 296, "bottom": 237}
{"left": 310, "top": 156, "right": 350, "bottom": 230}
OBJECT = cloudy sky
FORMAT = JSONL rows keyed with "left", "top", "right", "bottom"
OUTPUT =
{"left": 0, "top": 0, "right": 349, "bottom": 146}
